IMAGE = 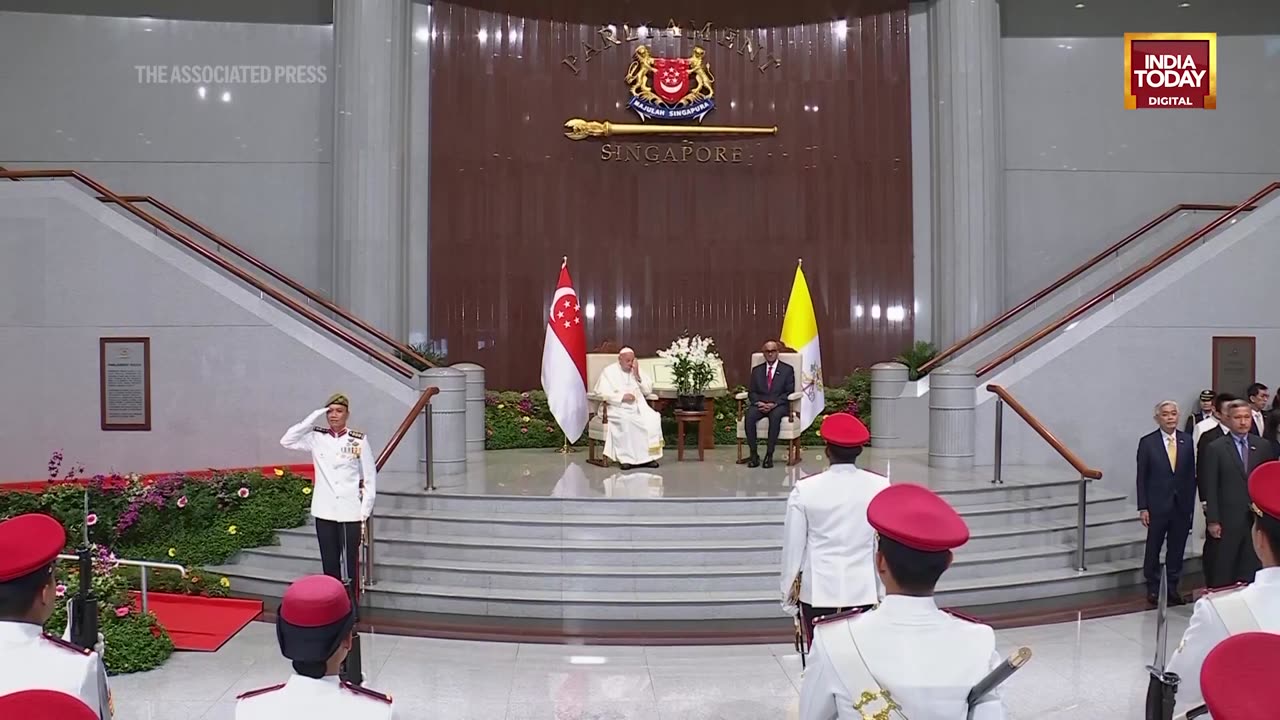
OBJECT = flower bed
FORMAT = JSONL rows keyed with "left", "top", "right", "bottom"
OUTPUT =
{"left": 0, "top": 464, "right": 313, "bottom": 674}
{"left": 485, "top": 369, "right": 871, "bottom": 451}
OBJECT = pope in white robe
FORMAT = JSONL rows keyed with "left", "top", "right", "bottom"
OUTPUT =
{"left": 594, "top": 348, "right": 664, "bottom": 468}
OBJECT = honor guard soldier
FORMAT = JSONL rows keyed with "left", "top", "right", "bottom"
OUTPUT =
{"left": 781, "top": 413, "right": 890, "bottom": 649}
{"left": 1167, "top": 460, "right": 1280, "bottom": 717}
{"left": 1196, "top": 632, "right": 1280, "bottom": 720}
{"left": 0, "top": 689, "right": 100, "bottom": 719}
{"left": 0, "top": 514, "right": 112, "bottom": 718}
{"left": 235, "top": 574, "right": 396, "bottom": 719}
{"left": 799, "top": 484, "right": 1006, "bottom": 720}
{"left": 281, "top": 393, "right": 378, "bottom": 581}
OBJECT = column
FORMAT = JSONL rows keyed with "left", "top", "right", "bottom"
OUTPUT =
{"left": 332, "top": 0, "right": 411, "bottom": 337}
{"left": 928, "top": 0, "right": 1005, "bottom": 347}
{"left": 928, "top": 365, "right": 977, "bottom": 468}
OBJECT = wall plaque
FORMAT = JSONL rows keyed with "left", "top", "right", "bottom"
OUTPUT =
{"left": 1212, "top": 335, "right": 1256, "bottom": 398}
{"left": 100, "top": 337, "right": 151, "bottom": 431}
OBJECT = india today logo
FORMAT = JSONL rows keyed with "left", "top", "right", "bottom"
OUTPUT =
{"left": 1124, "top": 33, "right": 1216, "bottom": 109}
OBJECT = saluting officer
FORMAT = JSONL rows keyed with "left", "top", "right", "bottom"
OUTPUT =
{"left": 281, "top": 394, "right": 378, "bottom": 582}
{"left": 780, "top": 413, "right": 890, "bottom": 648}
{"left": 235, "top": 574, "right": 396, "bottom": 719}
{"left": 0, "top": 514, "right": 113, "bottom": 718}
{"left": 0, "top": 689, "right": 100, "bottom": 719}
{"left": 1167, "top": 460, "right": 1280, "bottom": 717}
{"left": 799, "top": 483, "right": 1006, "bottom": 720}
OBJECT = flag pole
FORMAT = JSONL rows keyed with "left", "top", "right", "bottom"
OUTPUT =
{"left": 555, "top": 254, "right": 578, "bottom": 454}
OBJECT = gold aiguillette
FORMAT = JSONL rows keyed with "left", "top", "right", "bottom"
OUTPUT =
{"left": 563, "top": 118, "right": 778, "bottom": 141}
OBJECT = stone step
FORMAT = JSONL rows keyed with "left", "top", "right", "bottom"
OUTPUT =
{"left": 935, "top": 555, "right": 1204, "bottom": 607}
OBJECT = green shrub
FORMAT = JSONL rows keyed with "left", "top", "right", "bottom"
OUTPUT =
{"left": 894, "top": 341, "right": 939, "bottom": 381}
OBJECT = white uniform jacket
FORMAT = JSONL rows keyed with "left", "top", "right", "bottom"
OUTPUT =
{"left": 235, "top": 674, "right": 397, "bottom": 720}
{"left": 1167, "top": 567, "right": 1280, "bottom": 716}
{"left": 800, "top": 596, "right": 1006, "bottom": 720}
{"left": 0, "top": 621, "right": 110, "bottom": 718}
{"left": 281, "top": 408, "right": 377, "bottom": 522}
{"left": 780, "top": 464, "right": 890, "bottom": 610}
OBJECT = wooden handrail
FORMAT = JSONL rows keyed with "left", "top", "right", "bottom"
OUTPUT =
{"left": 920, "top": 202, "right": 1250, "bottom": 374}
{"left": 376, "top": 386, "right": 439, "bottom": 471}
{"left": 92, "top": 194, "right": 436, "bottom": 371}
{"left": 0, "top": 168, "right": 417, "bottom": 379}
{"left": 986, "top": 384, "right": 1102, "bottom": 480}
{"left": 978, "top": 183, "right": 1280, "bottom": 376}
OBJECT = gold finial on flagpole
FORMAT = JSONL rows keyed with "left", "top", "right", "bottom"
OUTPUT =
{"left": 562, "top": 255, "right": 568, "bottom": 268}
{"left": 797, "top": 258, "right": 803, "bottom": 267}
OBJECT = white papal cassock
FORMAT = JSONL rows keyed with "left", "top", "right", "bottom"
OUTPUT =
{"left": 595, "top": 362, "right": 664, "bottom": 466}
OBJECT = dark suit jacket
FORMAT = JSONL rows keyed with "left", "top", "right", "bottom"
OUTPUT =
{"left": 1196, "top": 423, "right": 1228, "bottom": 495}
{"left": 1136, "top": 429, "right": 1196, "bottom": 517}
{"left": 1201, "top": 432, "right": 1278, "bottom": 529}
{"left": 747, "top": 361, "right": 795, "bottom": 407}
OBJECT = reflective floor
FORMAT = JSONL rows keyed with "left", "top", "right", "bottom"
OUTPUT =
{"left": 111, "top": 605, "right": 1191, "bottom": 719}
{"left": 379, "top": 448, "right": 1079, "bottom": 499}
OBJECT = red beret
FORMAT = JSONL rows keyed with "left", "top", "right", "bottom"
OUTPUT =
{"left": 0, "top": 690, "right": 98, "bottom": 719}
{"left": 868, "top": 484, "right": 969, "bottom": 552}
{"left": 820, "top": 413, "right": 870, "bottom": 448}
{"left": 1201, "top": 632, "right": 1280, "bottom": 719}
{"left": 1249, "top": 460, "right": 1280, "bottom": 520}
{"left": 279, "top": 574, "right": 351, "bottom": 628}
{"left": 0, "top": 514, "right": 66, "bottom": 583}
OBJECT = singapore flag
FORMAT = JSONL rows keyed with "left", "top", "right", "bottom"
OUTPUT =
{"left": 540, "top": 257, "right": 588, "bottom": 442}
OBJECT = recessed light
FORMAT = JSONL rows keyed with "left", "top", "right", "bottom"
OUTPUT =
{"left": 1074, "top": 2, "right": 1085, "bottom": 7}
{"left": 1178, "top": 1, "right": 1191, "bottom": 6}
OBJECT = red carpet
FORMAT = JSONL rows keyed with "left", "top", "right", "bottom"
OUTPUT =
{"left": 130, "top": 591, "right": 264, "bottom": 652}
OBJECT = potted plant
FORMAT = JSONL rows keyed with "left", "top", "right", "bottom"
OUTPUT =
{"left": 658, "top": 334, "right": 719, "bottom": 411}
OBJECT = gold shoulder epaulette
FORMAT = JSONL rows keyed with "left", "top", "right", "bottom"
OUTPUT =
{"left": 813, "top": 606, "right": 871, "bottom": 627}
{"left": 347, "top": 430, "right": 365, "bottom": 439}
{"left": 41, "top": 633, "right": 91, "bottom": 656}
{"left": 236, "top": 683, "right": 285, "bottom": 700}
{"left": 342, "top": 681, "right": 392, "bottom": 704}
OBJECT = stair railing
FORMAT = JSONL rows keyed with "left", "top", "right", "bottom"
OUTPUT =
{"left": 920, "top": 202, "right": 1254, "bottom": 376}
{"left": 979, "top": 183, "right": 1279, "bottom": 377}
{"left": 363, "top": 386, "right": 439, "bottom": 588}
{"left": 56, "top": 554, "right": 186, "bottom": 615}
{"left": 986, "top": 384, "right": 1102, "bottom": 572}
{"left": 0, "top": 168, "right": 416, "bottom": 379}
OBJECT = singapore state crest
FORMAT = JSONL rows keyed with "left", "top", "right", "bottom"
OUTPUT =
{"left": 624, "top": 45, "right": 715, "bottom": 122}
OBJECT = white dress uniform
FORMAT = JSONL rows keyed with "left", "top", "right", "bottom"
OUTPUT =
{"left": 0, "top": 621, "right": 109, "bottom": 718}
{"left": 1167, "top": 567, "right": 1280, "bottom": 716}
{"left": 799, "top": 596, "right": 1005, "bottom": 720}
{"left": 281, "top": 408, "right": 378, "bottom": 522}
{"left": 235, "top": 674, "right": 397, "bottom": 720}
{"left": 780, "top": 464, "right": 890, "bottom": 612}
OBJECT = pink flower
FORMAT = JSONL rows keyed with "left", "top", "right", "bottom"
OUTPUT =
{"left": 85, "top": 514, "right": 97, "bottom": 527}
{"left": 114, "top": 606, "right": 130, "bottom": 618}
{"left": 520, "top": 427, "right": 529, "bottom": 434}
{"left": 237, "top": 487, "right": 250, "bottom": 499}
{"left": 55, "top": 584, "right": 67, "bottom": 598}
{"left": 177, "top": 496, "right": 188, "bottom": 508}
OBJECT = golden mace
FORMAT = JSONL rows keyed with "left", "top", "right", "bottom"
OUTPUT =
{"left": 563, "top": 118, "right": 778, "bottom": 141}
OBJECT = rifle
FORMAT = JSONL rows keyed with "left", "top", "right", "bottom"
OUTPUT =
{"left": 338, "top": 523, "right": 364, "bottom": 686}
{"left": 1145, "top": 566, "right": 1180, "bottom": 720}
{"left": 69, "top": 489, "right": 99, "bottom": 653}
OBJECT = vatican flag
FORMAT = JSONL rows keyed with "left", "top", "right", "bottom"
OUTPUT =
{"left": 780, "top": 260, "right": 824, "bottom": 432}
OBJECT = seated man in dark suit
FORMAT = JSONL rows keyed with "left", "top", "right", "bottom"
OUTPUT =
{"left": 744, "top": 340, "right": 795, "bottom": 469}
{"left": 1137, "top": 400, "right": 1197, "bottom": 605}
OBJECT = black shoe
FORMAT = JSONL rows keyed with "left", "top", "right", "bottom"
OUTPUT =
{"left": 646, "top": 461, "right": 660, "bottom": 469}
{"left": 747, "top": 457, "right": 761, "bottom": 468}
{"left": 762, "top": 456, "right": 774, "bottom": 469}
{"left": 620, "top": 463, "right": 633, "bottom": 470}
{"left": 1168, "top": 592, "right": 1186, "bottom": 606}
{"left": 1146, "top": 593, "right": 1158, "bottom": 607}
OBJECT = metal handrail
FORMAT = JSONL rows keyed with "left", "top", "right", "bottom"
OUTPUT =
{"left": 986, "top": 384, "right": 1101, "bottom": 572}
{"left": 0, "top": 168, "right": 417, "bottom": 379}
{"left": 362, "top": 386, "right": 440, "bottom": 587}
{"left": 56, "top": 554, "right": 186, "bottom": 615}
{"left": 921, "top": 202, "right": 1253, "bottom": 375}
{"left": 978, "top": 184, "right": 1279, "bottom": 377}
{"left": 91, "top": 193, "right": 436, "bottom": 371}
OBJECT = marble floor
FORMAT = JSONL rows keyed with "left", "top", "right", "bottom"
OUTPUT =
{"left": 380, "top": 447, "right": 1080, "bottom": 499}
{"left": 111, "top": 604, "right": 1190, "bottom": 719}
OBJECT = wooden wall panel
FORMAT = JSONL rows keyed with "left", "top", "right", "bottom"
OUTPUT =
{"left": 429, "top": 1, "right": 914, "bottom": 389}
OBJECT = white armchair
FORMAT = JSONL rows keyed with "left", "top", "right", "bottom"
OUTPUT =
{"left": 585, "top": 353, "right": 658, "bottom": 467}
{"left": 735, "top": 351, "right": 806, "bottom": 466}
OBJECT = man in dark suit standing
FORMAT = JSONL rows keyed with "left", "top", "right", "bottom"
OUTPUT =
{"left": 1195, "top": 392, "right": 1238, "bottom": 585}
{"left": 1184, "top": 389, "right": 1214, "bottom": 433}
{"left": 744, "top": 339, "right": 795, "bottom": 469}
{"left": 1137, "top": 400, "right": 1197, "bottom": 605}
{"left": 1200, "top": 399, "right": 1278, "bottom": 586}
{"left": 1246, "top": 382, "right": 1269, "bottom": 437}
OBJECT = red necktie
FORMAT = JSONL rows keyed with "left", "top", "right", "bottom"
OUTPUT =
{"left": 767, "top": 364, "right": 774, "bottom": 390}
